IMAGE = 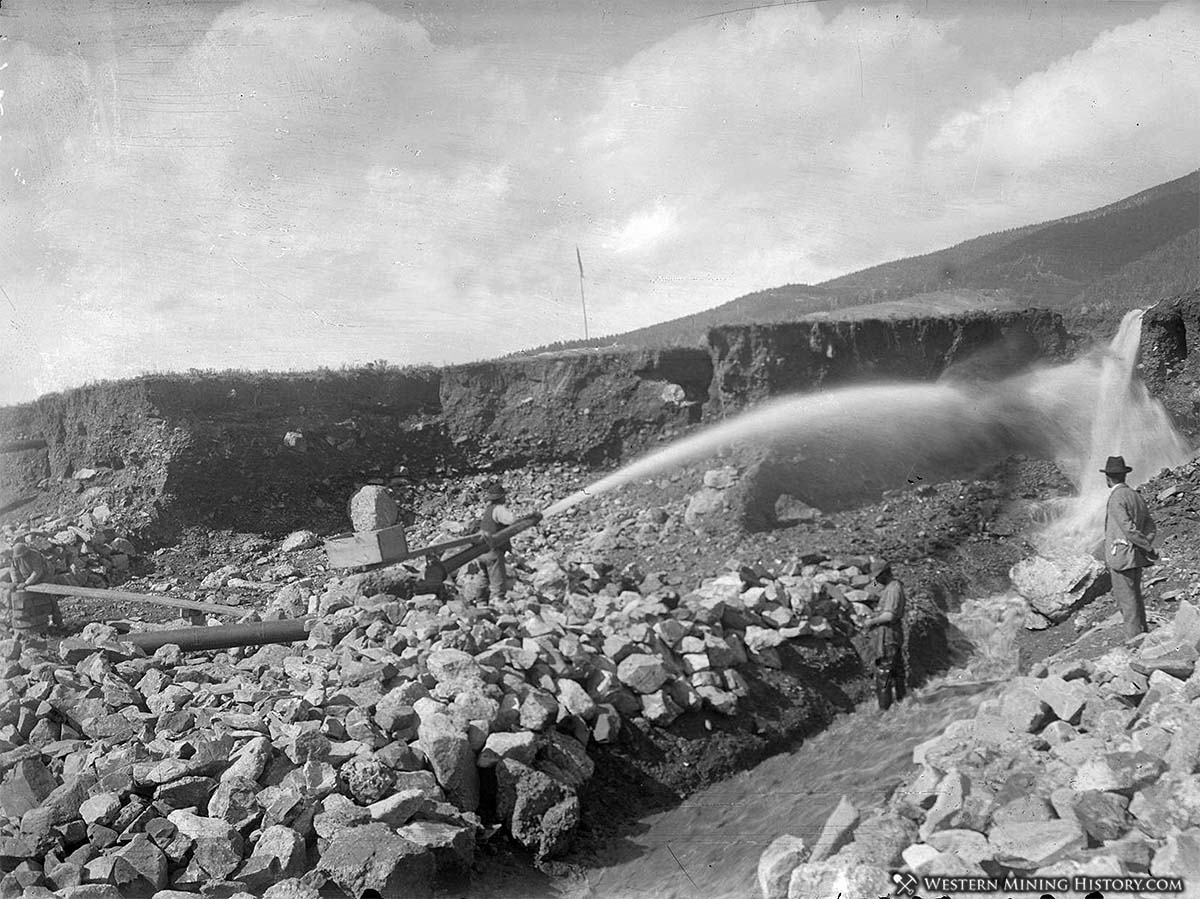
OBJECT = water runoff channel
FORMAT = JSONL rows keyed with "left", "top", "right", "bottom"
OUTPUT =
{"left": 519, "top": 310, "right": 1191, "bottom": 899}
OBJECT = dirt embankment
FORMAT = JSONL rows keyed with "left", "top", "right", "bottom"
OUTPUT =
{"left": 1141, "top": 286, "right": 1200, "bottom": 440}
{"left": 705, "top": 309, "right": 1073, "bottom": 415}
{"left": 0, "top": 309, "right": 1073, "bottom": 544}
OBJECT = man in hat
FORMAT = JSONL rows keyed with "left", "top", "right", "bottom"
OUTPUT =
{"left": 1102, "top": 455, "right": 1158, "bottom": 639}
{"left": 863, "top": 558, "right": 906, "bottom": 711}
{"left": 480, "top": 481, "right": 518, "bottom": 601}
{"left": 8, "top": 543, "right": 64, "bottom": 630}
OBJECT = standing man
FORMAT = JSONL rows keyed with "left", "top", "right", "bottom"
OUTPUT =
{"left": 1102, "top": 455, "right": 1158, "bottom": 639}
{"left": 864, "top": 558, "right": 906, "bottom": 711}
{"left": 480, "top": 481, "right": 517, "bottom": 602}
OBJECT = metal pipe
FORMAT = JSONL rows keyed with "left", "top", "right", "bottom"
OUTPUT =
{"left": 417, "top": 513, "right": 543, "bottom": 590}
{"left": 121, "top": 617, "right": 313, "bottom": 652}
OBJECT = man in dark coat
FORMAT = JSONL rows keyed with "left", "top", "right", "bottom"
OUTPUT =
{"left": 9, "top": 543, "right": 64, "bottom": 630}
{"left": 1102, "top": 455, "right": 1158, "bottom": 639}
{"left": 864, "top": 558, "right": 906, "bottom": 711}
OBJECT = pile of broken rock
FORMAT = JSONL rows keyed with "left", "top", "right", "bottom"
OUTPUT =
{"left": 758, "top": 601, "right": 1200, "bottom": 899}
{"left": 0, "top": 547, "right": 874, "bottom": 898}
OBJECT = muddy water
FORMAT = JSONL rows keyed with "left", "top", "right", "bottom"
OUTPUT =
{"left": 582, "top": 682, "right": 997, "bottom": 899}
{"left": 583, "top": 595, "right": 1027, "bottom": 899}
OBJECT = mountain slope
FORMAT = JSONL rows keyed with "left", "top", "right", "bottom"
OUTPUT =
{"left": 518, "top": 169, "right": 1199, "bottom": 354}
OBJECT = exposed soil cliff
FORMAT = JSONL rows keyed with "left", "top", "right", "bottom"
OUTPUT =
{"left": 0, "top": 309, "right": 1073, "bottom": 541}
{"left": 705, "top": 309, "right": 1072, "bottom": 415}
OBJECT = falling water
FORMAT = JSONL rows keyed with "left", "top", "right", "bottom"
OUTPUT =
{"left": 1036, "top": 309, "right": 1192, "bottom": 552}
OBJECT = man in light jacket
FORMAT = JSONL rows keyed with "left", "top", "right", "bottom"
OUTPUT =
{"left": 1102, "top": 455, "right": 1158, "bottom": 639}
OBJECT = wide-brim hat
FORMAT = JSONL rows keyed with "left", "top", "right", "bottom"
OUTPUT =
{"left": 869, "top": 558, "right": 891, "bottom": 578}
{"left": 1100, "top": 456, "right": 1133, "bottom": 475}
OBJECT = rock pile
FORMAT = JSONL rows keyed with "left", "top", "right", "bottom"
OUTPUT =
{"left": 1, "top": 513, "right": 140, "bottom": 591}
{"left": 758, "top": 601, "right": 1200, "bottom": 899}
{"left": 0, "top": 541, "right": 890, "bottom": 897}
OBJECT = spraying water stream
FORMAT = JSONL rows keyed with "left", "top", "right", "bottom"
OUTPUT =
{"left": 543, "top": 310, "right": 1190, "bottom": 526}
{"left": 539, "top": 310, "right": 1194, "bottom": 899}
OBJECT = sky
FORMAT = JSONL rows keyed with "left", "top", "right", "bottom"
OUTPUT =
{"left": 1, "top": 0, "right": 1198, "bottom": 404}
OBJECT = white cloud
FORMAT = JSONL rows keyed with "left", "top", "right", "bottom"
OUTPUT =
{"left": 927, "top": 2, "right": 1200, "bottom": 207}
{"left": 2, "top": 0, "right": 1197, "bottom": 402}
{"left": 612, "top": 202, "right": 678, "bottom": 254}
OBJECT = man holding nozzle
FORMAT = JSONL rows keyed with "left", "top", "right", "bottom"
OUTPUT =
{"left": 479, "top": 481, "right": 541, "bottom": 602}
{"left": 863, "top": 558, "right": 906, "bottom": 711}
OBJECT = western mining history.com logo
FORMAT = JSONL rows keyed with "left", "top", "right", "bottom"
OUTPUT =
{"left": 890, "top": 872, "right": 1187, "bottom": 896}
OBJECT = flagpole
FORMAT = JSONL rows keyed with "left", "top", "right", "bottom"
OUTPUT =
{"left": 576, "top": 245, "right": 590, "bottom": 341}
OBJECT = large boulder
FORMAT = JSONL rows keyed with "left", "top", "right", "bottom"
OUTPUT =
{"left": 1151, "top": 829, "right": 1200, "bottom": 883}
{"left": 167, "top": 811, "right": 245, "bottom": 882}
{"left": 617, "top": 654, "right": 670, "bottom": 694}
{"left": 316, "top": 822, "right": 433, "bottom": 899}
{"left": 684, "top": 487, "right": 730, "bottom": 531}
{"left": 111, "top": 833, "right": 168, "bottom": 893}
{"left": 759, "top": 835, "right": 808, "bottom": 899}
{"left": 251, "top": 825, "right": 306, "bottom": 878}
{"left": 786, "top": 861, "right": 892, "bottom": 899}
{"left": 1130, "top": 773, "right": 1200, "bottom": 838}
{"left": 1073, "top": 751, "right": 1167, "bottom": 796}
{"left": 417, "top": 715, "right": 479, "bottom": 813}
{"left": 496, "top": 759, "right": 580, "bottom": 860}
{"left": 348, "top": 486, "right": 399, "bottom": 533}
{"left": 989, "top": 819, "right": 1087, "bottom": 869}
{"left": 1010, "top": 554, "right": 1109, "bottom": 624}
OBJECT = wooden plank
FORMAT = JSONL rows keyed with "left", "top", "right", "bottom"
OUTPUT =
{"left": 0, "top": 439, "right": 47, "bottom": 454}
{"left": 0, "top": 495, "right": 37, "bottom": 517}
{"left": 399, "top": 535, "right": 482, "bottom": 558}
{"left": 25, "top": 583, "right": 239, "bottom": 617}
{"left": 324, "top": 524, "right": 409, "bottom": 568}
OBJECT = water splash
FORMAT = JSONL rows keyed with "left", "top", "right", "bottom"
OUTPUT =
{"left": 542, "top": 309, "right": 1193, "bottom": 527}
{"left": 943, "top": 593, "right": 1029, "bottom": 682}
{"left": 1037, "top": 309, "right": 1192, "bottom": 553}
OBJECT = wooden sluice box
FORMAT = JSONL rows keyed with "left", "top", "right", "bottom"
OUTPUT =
{"left": 323, "top": 524, "right": 410, "bottom": 569}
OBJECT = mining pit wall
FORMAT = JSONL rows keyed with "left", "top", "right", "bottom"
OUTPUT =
{"left": 1141, "top": 287, "right": 1200, "bottom": 440}
{"left": 0, "top": 309, "right": 1073, "bottom": 538}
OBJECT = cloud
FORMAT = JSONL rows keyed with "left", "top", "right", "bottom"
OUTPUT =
{"left": 2, "top": 0, "right": 1196, "bottom": 403}
{"left": 927, "top": 2, "right": 1200, "bottom": 207}
{"left": 612, "top": 202, "right": 678, "bottom": 254}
